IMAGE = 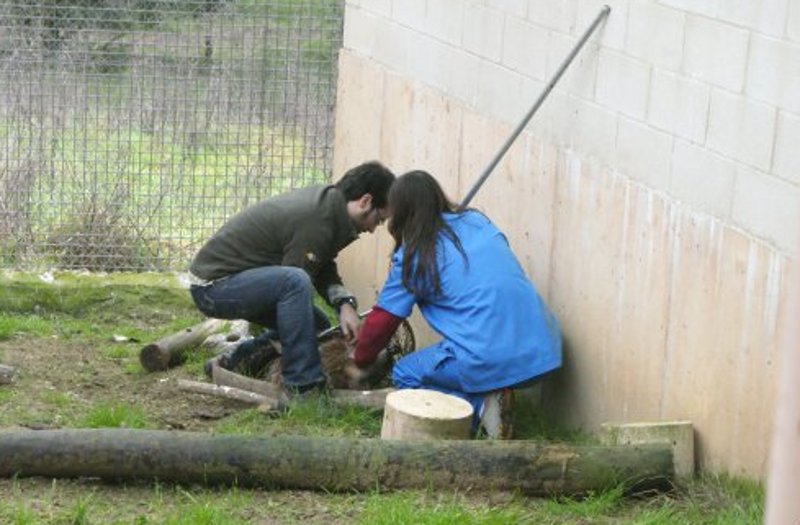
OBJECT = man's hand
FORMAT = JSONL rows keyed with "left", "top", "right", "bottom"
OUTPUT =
{"left": 337, "top": 303, "right": 360, "bottom": 345}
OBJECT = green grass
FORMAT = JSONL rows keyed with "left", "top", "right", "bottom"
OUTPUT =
{"left": 0, "top": 272, "right": 767, "bottom": 524}
{"left": 357, "top": 492, "right": 532, "bottom": 525}
{"left": 0, "top": 389, "right": 15, "bottom": 404}
{"left": 216, "top": 397, "right": 382, "bottom": 438}
{"left": 80, "top": 403, "right": 151, "bottom": 429}
{"left": 0, "top": 271, "right": 202, "bottom": 344}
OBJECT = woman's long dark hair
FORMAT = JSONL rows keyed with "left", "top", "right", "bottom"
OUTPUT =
{"left": 388, "top": 171, "right": 466, "bottom": 297}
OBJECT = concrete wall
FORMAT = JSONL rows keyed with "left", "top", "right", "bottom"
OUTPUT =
{"left": 331, "top": 0, "right": 800, "bottom": 478}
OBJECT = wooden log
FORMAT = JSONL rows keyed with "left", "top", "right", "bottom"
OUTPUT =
{"left": 0, "top": 428, "right": 674, "bottom": 496}
{"left": 0, "top": 364, "right": 15, "bottom": 385}
{"left": 176, "top": 379, "right": 272, "bottom": 407}
{"left": 200, "top": 333, "right": 237, "bottom": 355}
{"left": 381, "top": 389, "right": 473, "bottom": 440}
{"left": 226, "top": 320, "right": 251, "bottom": 341}
{"left": 201, "top": 320, "right": 253, "bottom": 355}
{"left": 140, "top": 319, "right": 225, "bottom": 372}
{"left": 213, "top": 366, "right": 392, "bottom": 410}
{"left": 213, "top": 365, "right": 283, "bottom": 397}
{"left": 332, "top": 388, "right": 393, "bottom": 410}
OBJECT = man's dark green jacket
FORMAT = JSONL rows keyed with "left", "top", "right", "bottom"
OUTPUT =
{"left": 190, "top": 184, "right": 358, "bottom": 304}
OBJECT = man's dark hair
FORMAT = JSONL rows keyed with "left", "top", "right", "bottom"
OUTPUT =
{"left": 335, "top": 161, "right": 395, "bottom": 208}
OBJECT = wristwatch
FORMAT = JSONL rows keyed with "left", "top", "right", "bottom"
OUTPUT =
{"left": 334, "top": 296, "right": 358, "bottom": 313}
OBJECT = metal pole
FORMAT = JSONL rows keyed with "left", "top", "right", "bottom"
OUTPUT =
{"left": 460, "top": 5, "right": 611, "bottom": 208}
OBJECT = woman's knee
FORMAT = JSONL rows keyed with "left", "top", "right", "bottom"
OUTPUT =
{"left": 391, "top": 357, "right": 422, "bottom": 389}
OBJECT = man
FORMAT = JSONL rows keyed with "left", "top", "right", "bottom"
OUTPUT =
{"left": 189, "top": 161, "right": 395, "bottom": 396}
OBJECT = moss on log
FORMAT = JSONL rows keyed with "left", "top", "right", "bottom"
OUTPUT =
{"left": 0, "top": 429, "right": 673, "bottom": 495}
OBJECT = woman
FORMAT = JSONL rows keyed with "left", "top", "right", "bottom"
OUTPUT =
{"left": 350, "top": 170, "right": 562, "bottom": 438}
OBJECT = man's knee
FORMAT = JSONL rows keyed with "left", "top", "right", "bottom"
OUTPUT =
{"left": 282, "top": 267, "right": 313, "bottom": 293}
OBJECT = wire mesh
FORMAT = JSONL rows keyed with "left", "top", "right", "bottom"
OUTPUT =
{"left": 0, "top": 0, "right": 344, "bottom": 271}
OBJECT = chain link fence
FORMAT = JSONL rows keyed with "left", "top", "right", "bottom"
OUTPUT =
{"left": 0, "top": 0, "right": 343, "bottom": 271}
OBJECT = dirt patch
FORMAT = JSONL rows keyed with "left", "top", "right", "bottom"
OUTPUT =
{"left": 0, "top": 321, "right": 373, "bottom": 524}
{"left": 0, "top": 337, "right": 235, "bottom": 432}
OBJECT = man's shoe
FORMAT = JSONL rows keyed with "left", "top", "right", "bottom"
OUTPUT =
{"left": 479, "top": 388, "right": 515, "bottom": 439}
{"left": 278, "top": 379, "right": 329, "bottom": 410}
{"left": 205, "top": 337, "right": 279, "bottom": 378}
{"left": 203, "top": 349, "right": 234, "bottom": 377}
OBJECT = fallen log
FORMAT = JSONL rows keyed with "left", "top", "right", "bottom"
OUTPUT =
{"left": 140, "top": 319, "right": 225, "bottom": 372}
{"left": 0, "top": 429, "right": 673, "bottom": 496}
{"left": 176, "top": 379, "right": 272, "bottom": 407}
{"left": 212, "top": 365, "right": 282, "bottom": 398}
{"left": 201, "top": 320, "right": 251, "bottom": 356}
{"left": 0, "top": 364, "right": 15, "bottom": 385}
{"left": 212, "top": 366, "right": 392, "bottom": 410}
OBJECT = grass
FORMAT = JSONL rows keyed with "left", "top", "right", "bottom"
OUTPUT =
{"left": 0, "top": 271, "right": 766, "bottom": 524}
{"left": 80, "top": 403, "right": 151, "bottom": 429}
{"left": 216, "top": 397, "right": 382, "bottom": 438}
{"left": 0, "top": 271, "right": 202, "bottom": 343}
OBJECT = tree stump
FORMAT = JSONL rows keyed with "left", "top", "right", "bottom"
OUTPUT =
{"left": 381, "top": 389, "right": 473, "bottom": 441}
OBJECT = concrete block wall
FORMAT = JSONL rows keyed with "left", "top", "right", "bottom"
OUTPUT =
{"left": 332, "top": 0, "right": 799, "bottom": 478}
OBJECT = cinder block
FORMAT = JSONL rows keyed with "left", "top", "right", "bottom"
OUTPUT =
{"left": 576, "top": 0, "right": 628, "bottom": 51}
{"left": 732, "top": 166, "right": 800, "bottom": 254}
{"left": 463, "top": 4, "right": 505, "bottom": 62}
{"left": 527, "top": 0, "right": 577, "bottom": 33}
{"left": 717, "top": 0, "right": 788, "bottom": 38}
{"left": 747, "top": 34, "right": 800, "bottom": 115}
{"left": 425, "top": 0, "right": 464, "bottom": 46}
{"left": 474, "top": 60, "right": 529, "bottom": 125}
{"left": 625, "top": 1, "right": 685, "bottom": 71}
{"left": 707, "top": 89, "right": 776, "bottom": 171}
{"left": 502, "top": 16, "right": 549, "bottom": 80}
{"left": 571, "top": 98, "right": 618, "bottom": 167}
{"left": 790, "top": 2, "right": 800, "bottom": 43}
{"left": 683, "top": 15, "right": 748, "bottom": 92}
{"left": 347, "top": 0, "right": 391, "bottom": 16}
{"left": 648, "top": 68, "right": 710, "bottom": 144}
{"left": 601, "top": 421, "right": 695, "bottom": 478}
{"left": 659, "top": 0, "right": 715, "bottom": 17}
{"left": 616, "top": 117, "right": 673, "bottom": 190}
{"left": 596, "top": 50, "right": 650, "bottom": 119}
{"left": 774, "top": 111, "right": 800, "bottom": 186}
{"left": 393, "top": 0, "right": 425, "bottom": 30}
{"left": 486, "top": 0, "right": 526, "bottom": 18}
{"left": 547, "top": 32, "right": 599, "bottom": 100}
{"left": 671, "top": 140, "right": 737, "bottom": 219}
{"left": 343, "top": 5, "right": 379, "bottom": 54}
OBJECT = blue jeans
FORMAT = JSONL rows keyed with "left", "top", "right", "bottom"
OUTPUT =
{"left": 190, "top": 266, "right": 329, "bottom": 388}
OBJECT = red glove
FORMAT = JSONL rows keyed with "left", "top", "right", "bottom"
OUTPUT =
{"left": 353, "top": 306, "right": 403, "bottom": 367}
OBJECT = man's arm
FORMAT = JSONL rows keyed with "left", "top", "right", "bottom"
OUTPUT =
{"left": 353, "top": 306, "right": 403, "bottom": 367}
